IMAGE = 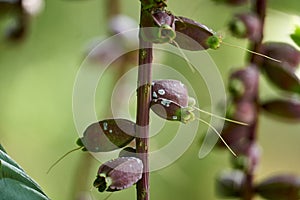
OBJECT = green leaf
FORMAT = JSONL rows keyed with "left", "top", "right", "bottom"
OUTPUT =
{"left": 290, "top": 26, "right": 300, "bottom": 47}
{"left": 0, "top": 150, "right": 49, "bottom": 200}
{"left": 0, "top": 178, "right": 49, "bottom": 200}
{"left": 0, "top": 149, "right": 23, "bottom": 171}
{"left": 0, "top": 144, "right": 6, "bottom": 153}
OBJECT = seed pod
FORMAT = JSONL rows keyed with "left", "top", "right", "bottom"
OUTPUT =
{"left": 255, "top": 174, "right": 300, "bottom": 200}
{"left": 217, "top": 122, "right": 252, "bottom": 156}
{"left": 261, "top": 98, "right": 300, "bottom": 121}
{"left": 118, "top": 147, "right": 137, "bottom": 158}
{"left": 215, "top": 170, "right": 246, "bottom": 198}
{"left": 152, "top": 79, "right": 189, "bottom": 107}
{"left": 93, "top": 157, "right": 143, "bottom": 192}
{"left": 261, "top": 62, "right": 300, "bottom": 94}
{"left": 150, "top": 98, "right": 194, "bottom": 124}
{"left": 140, "top": 9, "right": 176, "bottom": 44}
{"left": 77, "top": 119, "right": 135, "bottom": 152}
{"left": 229, "top": 13, "right": 261, "bottom": 42}
{"left": 173, "top": 16, "right": 215, "bottom": 51}
{"left": 227, "top": 101, "right": 257, "bottom": 125}
{"left": 261, "top": 42, "right": 300, "bottom": 69}
{"left": 228, "top": 66, "right": 259, "bottom": 101}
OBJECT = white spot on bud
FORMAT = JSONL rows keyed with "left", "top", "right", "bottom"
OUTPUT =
{"left": 109, "top": 129, "right": 113, "bottom": 134}
{"left": 160, "top": 99, "right": 172, "bottom": 107}
{"left": 153, "top": 91, "right": 158, "bottom": 98}
{"left": 103, "top": 122, "right": 108, "bottom": 131}
{"left": 172, "top": 116, "right": 178, "bottom": 120}
{"left": 158, "top": 89, "right": 165, "bottom": 95}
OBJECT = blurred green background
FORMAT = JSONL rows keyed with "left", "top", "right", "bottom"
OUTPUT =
{"left": 1, "top": 0, "right": 300, "bottom": 199}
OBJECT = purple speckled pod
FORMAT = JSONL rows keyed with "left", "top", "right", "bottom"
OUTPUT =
{"left": 261, "top": 99, "right": 300, "bottom": 121}
{"left": 151, "top": 79, "right": 194, "bottom": 123}
{"left": 93, "top": 157, "right": 143, "bottom": 192}
{"left": 261, "top": 42, "right": 300, "bottom": 69}
{"left": 255, "top": 174, "right": 300, "bottom": 200}
{"left": 261, "top": 62, "right": 300, "bottom": 94}
{"left": 152, "top": 79, "right": 189, "bottom": 107}
{"left": 77, "top": 119, "right": 135, "bottom": 152}
{"left": 173, "top": 16, "right": 215, "bottom": 51}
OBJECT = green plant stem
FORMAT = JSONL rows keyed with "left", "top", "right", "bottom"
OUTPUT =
{"left": 242, "top": 0, "right": 267, "bottom": 200}
{"left": 135, "top": 3, "right": 154, "bottom": 200}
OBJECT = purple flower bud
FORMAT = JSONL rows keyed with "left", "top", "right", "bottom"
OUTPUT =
{"left": 255, "top": 174, "right": 300, "bottom": 200}
{"left": 215, "top": 170, "right": 246, "bottom": 198}
{"left": 152, "top": 79, "right": 189, "bottom": 107}
{"left": 261, "top": 61, "right": 300, "bottom": 94}
{"left": 261, "top": 99, "right": 300, "bottom": 121}
{"left": 173, "top": 16, "right": 215, "bottom": 51}
{"left": 93, "top": 157, "right": 143, "bottom": 192}
{"left": 229, "top": 66, "right": 259, "bottom": 101}
{"left": 77, "top": 119, "right": 135, "bottom": 152}
{"left": 262, "top": 42, "right": 300, "bottom": 69}
{"left": 227, "top": 101, "right": 257, "bottom": 125}
{"left": 229, "top": 13, "right": 261, "bottom": 41}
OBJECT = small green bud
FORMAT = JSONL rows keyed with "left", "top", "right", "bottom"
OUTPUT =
{"left": 207, "top": 35, "right": 222, "bottom": 50}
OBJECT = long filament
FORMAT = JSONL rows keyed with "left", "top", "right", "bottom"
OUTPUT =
{"left": 192, "top": 106, "right": 248, "bottom": 126}
{"left": 196, "top": 117, "right": 236, "bottom": 157}
{"left": 47, "top": 146, "right": 83, "bottom": 174}
{"left": 222, "top": 41, "right": 282, "bottom": 63}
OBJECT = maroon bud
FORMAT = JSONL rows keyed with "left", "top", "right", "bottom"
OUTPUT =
{"left": 218, "top": 122, "right": 250, "bottom": 147}
{"left": 78, "top": 119, "right": 135, "bottom": 152}
{"left": 229, "top": 66, "right": 259, "bottom": 101}
{"left": 150, "top": 98, "right": 194, "bottom": 124}
{"left": 261, "top": 42, "right": 300, "bottom": 69}
{"left": 229, "top": 13, "right": 261, "bottom": 41}
{"left": 119, "top": 147, "right": 136, "bottom": 158}
{"left": 255, "top": 174, "right": 300, "bottom": 200}
{"left": 140, "top": 10, "right": 176, "bottom": 44}
{"left": 173, "top": 16, "right": 215, "bottom": 51}
{"left": 94, "top": 157, "right": 143, "bottom": 192}
{"left": 261, "top": 61, "right": 300, "bottom": 94}
{"left": 215, "top": 170, "right": 246, "bottom": 198}
{"left": 152, "top": 79, "right": 189, "bottom": 107}
{"left": 261, "top": 98, "right": 300, "bottom": 121}
{"left": 227, "top": 101, "right": 257, "bottom": 124}
{"left": 217, "top": 122, "right": 253, "bottom": 155}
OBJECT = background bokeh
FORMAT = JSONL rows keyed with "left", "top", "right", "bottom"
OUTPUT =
{"left": 1, "top": 0, "right": 300, "bottom": 199}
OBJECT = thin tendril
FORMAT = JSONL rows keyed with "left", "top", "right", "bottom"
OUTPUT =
{"left": 192, "top": 106, "right": 248, "bottom": 126}
{"left": 222, "top": 41, "right": 282, "bottom": 63}
{"left": 170, "top": 39, "right": 196, "bottom": 73}
{"left": 46, "top": 146, "right": 83, "bottom": 174}
{"left": 196, "top": 117, "right": 236, "bottom": 157}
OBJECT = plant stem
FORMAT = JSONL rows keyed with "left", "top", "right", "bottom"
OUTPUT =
{"left": 135, "top": 3, "right": 153, "bottom": 200}
{"left": 242, "top": 1, "right": 267, "bottom": 200}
